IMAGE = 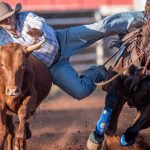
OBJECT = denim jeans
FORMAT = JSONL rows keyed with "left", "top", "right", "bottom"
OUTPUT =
{"left": 49, "top": 11, "right": 144, "bottom": 100}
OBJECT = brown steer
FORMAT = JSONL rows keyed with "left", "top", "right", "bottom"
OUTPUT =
{"left": 0, "top": 40, "right": 52, "bottom": 150}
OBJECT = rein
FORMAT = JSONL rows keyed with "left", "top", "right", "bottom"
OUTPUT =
{"left": 96, "top": 47, "right": 150, "bottom": 86}
{"left": 103, "top": 48, "right": 120, "bottom": 66}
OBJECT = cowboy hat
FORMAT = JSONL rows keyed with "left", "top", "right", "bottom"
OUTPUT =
{"left": 0, "top": 1, "right": 22, "bottom": 22}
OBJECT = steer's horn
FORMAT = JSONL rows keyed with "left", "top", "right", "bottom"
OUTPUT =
{"left": 26, "top": 37, "right": 45, "bottom": 52}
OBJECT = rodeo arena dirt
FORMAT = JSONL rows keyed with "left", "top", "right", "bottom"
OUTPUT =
{"left": 2, "top": 0, "right": 150, "bottom": 150}
{"left": 25, "top": 88, "right": 150, "bottom": 150}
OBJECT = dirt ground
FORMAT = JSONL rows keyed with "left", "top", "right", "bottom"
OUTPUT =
{"left": 25, "top": 86, "right": 150, "bottom": 150}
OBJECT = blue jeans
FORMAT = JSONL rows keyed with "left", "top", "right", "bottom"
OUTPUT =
{"left": 49, "top": 11, "right": 144, "bottom": 100}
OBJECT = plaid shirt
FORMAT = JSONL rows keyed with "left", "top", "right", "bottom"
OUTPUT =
{"left": 0, "top": 12, "right": 59, "bottom": 67}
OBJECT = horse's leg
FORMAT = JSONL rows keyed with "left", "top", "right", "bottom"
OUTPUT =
{"left": 6, "top": 115, "right": 14, "bottom": 150}
{"left": 120, "top": 105, "right": 150, "bottom": 146}
{"left": 86, "top": 75, "right": 120, "bottom": 150}
{"left": 91, "top": 76, "right": 121, "bottom": 138}
{"left": 106, "top": 98, "right": 126, "bottom": 135}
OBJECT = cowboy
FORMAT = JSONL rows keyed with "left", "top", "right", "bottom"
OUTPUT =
{"left": 0, "top": 1, "right": 146, "bottom": 149}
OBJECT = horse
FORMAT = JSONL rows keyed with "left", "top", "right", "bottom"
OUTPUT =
{"left": 97, "top": 17, "right": 150, "bottom": 146}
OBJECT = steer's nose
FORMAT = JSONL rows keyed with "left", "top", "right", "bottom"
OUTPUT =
{"left": 6, "top": 86, "right": 21, "bottom": 96}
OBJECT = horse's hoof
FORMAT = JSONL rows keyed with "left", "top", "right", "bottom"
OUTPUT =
{"left": 120, "top": 134, "right": 135, "bottom": 147}
{"left": 86, "top": 131, "right": 104, "bottom": 150}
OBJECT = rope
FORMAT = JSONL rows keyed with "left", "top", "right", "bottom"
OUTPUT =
{"left": 103, "top": 48, "right": 120, "bottom": 66}
{"left": 95, "top": 47, "right": 150, "bottom": 86}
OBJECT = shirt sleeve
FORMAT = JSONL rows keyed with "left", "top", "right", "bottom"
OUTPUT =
{"left": 21, "top": 12, "right": 59, "bottom": 67}
{"left": 24, "top": 12, "right": 59, "bottom": 48}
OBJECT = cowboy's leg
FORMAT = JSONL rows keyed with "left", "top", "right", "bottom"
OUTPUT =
{"left": 55, "top": 11, "right": 144, "bottom": 58}
{"left": 49, "top": 59, "right": 106, "bottom": 100}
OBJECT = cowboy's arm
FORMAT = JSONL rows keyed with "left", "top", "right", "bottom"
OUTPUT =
{"left": 19, "top": 12, "right": 59, "bottom": 67}
{"left": 23, "top": 12, "right": 59, "bottom": 46}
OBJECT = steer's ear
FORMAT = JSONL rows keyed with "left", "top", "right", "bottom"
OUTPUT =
{"left": 26, "top": 37, "right": 45, "bottom": 53}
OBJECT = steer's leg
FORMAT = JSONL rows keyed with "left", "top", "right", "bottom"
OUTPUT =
{"left": 120, "top": 105, "right": 150, "bottom": 146}
{"left": 6, "top": 114, "right": 14, "bottom": 150}
{"left": 0, "top": 102, "right": 7, "bottom": 150}
{"left": 15, "top": 94, "right": 37, "bottom": 150}
{"left": 25, "top": 121, "right": 32, "bottom": 140}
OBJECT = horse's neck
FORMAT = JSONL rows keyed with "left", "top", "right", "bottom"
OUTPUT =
{"left": 124, "top": 25, "right": 150, "bottom": 66}
{"left": 113, "top": 27, "right": 145, "bottom": 73}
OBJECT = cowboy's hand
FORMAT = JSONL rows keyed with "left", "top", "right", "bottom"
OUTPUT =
{"left": 27, "top": 28, "right": 43, "bottom": 44}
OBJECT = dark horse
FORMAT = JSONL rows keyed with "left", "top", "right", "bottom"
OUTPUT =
{"left": 97, "top": 2, "right": 150, "bottom": 146}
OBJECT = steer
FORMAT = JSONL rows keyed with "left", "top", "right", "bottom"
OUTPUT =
{"left": 0, "top": 40, "right": 52, "bottom": 150}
